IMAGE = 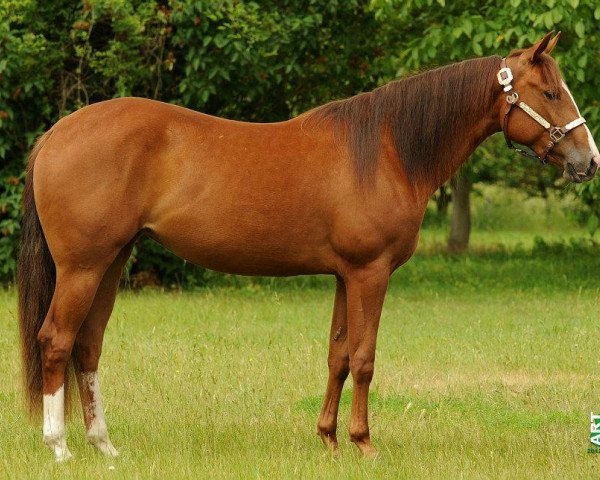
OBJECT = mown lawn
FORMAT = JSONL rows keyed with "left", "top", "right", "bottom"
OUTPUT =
{"left": 2, "top": 225, "right": 600, "bottom": 479}
{"left": 1, "top": 186, "right": 599, "bottom": 479}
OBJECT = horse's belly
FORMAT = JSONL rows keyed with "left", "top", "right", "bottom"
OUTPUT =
{"left": 147, "top": 214, "right": 335, "bottom": 276}
{"left": 180, "top": 249, "right": 331, "bottom": 276}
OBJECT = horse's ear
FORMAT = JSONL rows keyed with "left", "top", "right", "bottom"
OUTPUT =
{"left": 545, "top": 31, "right": 561, "bottom": 55}
{"left": 528, "top": 31, "right": 554, "bottom": 63}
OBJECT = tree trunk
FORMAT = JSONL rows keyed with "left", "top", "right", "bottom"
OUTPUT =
{"left": 448, "top": 173, "right": 471, "bottom": 253}
{"left": 434, "top": 184, "right": 451, "bottom": 216}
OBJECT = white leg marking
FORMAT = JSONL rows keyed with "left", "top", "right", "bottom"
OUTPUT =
{"left": 43, "top": 385, "right": 73, "bottom": 462}
{"left": 562, "top": 81, "right": 600, "bottom": 160}
{"left": 82, "top": 371, "right": 119, "bottom": 456}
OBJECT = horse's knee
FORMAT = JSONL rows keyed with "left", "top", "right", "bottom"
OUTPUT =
{"left": 328, "top": 356, "right": 350, "bottom": 381}
{"left": 349, "top": 353, "right": 374, "bottom": 384}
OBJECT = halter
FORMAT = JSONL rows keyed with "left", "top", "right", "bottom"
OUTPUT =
{"left": 497, "top": 58, "right": 586, "bottom": 164}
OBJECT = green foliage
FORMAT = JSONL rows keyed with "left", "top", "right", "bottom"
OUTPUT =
{"left": 0, "top": 173, "right": 23, "bottom": 277}
{"left": 465, "top": 135, "right": 562, "bottom": 199}
{"left": 576, "top": 177, "right": 600, "bottom": 235}
{"left": 0, "top": 0, "right": 381, "bottom": 284}
{"left": 171, "top": 0, "right": 380, "bottom": 120}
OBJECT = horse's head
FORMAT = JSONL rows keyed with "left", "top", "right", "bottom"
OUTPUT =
{"left": 499, "top": 32, "right": 599, "bottom": 183}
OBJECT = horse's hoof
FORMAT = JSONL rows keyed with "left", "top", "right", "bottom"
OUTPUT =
{"left": 318, "top": 431, "right": 339, "bottom": 453}
{"left": 54, "top": 447, "right": 73, "bottom": 463}
{"left": 88, "top": 436, "right": 119, "bottom": 457}
{"left": 353, "top": 439, "right": 378, "bottom": 459}
{"left": 360, "top": 445, "right": 378, "bottom": 459}
{"left": 44, "top": 434, "right": 73, "bottom": 462}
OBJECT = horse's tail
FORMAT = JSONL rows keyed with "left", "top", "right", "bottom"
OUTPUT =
{"left": 17, "top": 131, "right": 59, "bottom": 418}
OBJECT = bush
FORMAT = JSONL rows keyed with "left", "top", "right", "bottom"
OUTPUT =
{"left": 0, "top": 0, "right": 381, "bottom": 285}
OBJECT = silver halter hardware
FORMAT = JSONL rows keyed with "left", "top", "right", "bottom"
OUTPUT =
{"left": 498, "top": 58, "right": 587, "bottom": 164}
{"left": 497, "top": 67, "right": 514, "bottom": 92}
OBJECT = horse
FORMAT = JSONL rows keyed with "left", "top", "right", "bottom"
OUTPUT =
{"left": 18, "top": 32, "right": 599, "bottom": 462}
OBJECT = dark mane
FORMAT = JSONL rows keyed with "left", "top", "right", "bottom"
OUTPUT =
{"left": 306, "top": 55, "right": 502, "bottom": 183}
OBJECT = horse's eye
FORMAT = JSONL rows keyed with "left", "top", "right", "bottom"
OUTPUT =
{"left": 544, "top": 91, "right": 558, "bottom": 100}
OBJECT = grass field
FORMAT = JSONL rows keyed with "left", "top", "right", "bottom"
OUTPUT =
{"left": 2, "top": 187, "right": 600, "bottom": 479}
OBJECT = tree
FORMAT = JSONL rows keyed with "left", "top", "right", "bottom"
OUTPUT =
{"left": 371, "top": 0, "right": 600, "bottom": 249}
{"left": 448, "top": 172, "right": 471, "bottom": 253}
{"left": 0, "top": 0, "right": 383, "bottom": 284}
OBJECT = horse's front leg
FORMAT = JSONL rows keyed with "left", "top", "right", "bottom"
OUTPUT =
{"left": 317, "top": 277, "right": 349, "bottom": 451}
{"left": 344, "top": 264, "right": 389, "bottom": 457}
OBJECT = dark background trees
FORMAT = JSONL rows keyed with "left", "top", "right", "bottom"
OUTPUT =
{"left": 1, "top": 0, "right": 598, "bottom": 285}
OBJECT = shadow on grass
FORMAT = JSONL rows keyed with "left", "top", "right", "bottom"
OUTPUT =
{"left": 295, "top": 389, "right": 576, "bottom": 431}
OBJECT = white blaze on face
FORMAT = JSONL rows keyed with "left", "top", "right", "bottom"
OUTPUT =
{"left": 81, "top": 371, "right": 119, "bottom": 456}
{"left": 561, "top": 81, "right": 600, "bottom": 162}
{"left": 43, "top": 384, "right": 72, "bottom": 462}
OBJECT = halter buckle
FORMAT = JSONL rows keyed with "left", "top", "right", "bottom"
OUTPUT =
{"left": 549, "top": 127, "right": 565, "bottom": 143}
{"left": 506, "top": 91, "right": 519, "bottom": 105}
{"left": 497, "top": 67, "right": 513, "bottom": 87}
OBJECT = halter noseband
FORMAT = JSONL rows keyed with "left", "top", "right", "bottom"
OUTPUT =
{"left": 497, "top": 58, "right": 586, "bottom": 164}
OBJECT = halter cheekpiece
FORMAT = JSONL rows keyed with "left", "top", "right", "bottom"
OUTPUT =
{"left": 497, "top": 58, "right": 586, "bottom": 164}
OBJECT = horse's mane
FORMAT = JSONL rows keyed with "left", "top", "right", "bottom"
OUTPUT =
{"left": 306, "top": 55, "right": 505, "bottom": 183}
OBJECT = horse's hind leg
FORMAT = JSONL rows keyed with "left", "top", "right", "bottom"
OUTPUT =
{"left": 317, "top": 278, "right": 349, "bottom": 451}
{"left": 38, "top": 265, "right": 106, "bottom": 461}
{"left": 73, "top": 244, "right": 133, "bottom": 456}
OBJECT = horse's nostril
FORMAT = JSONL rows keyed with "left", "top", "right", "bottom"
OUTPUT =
{"left": 566, "top": 162, "right": 582, "bottom": 182}
{"left": 588, "top": 158, "right": 598, "bottom": 176}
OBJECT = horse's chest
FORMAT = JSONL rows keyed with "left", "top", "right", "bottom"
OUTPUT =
{"left": 331, "top": 208, "right": 422, "bottom": 268}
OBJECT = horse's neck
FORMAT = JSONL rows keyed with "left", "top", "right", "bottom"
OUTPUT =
{"left": 400, "top": 58, "right": 504, "bottom": 200}
{"left": 418, "top": 88, "right": 502, "bottom": 199}
{"left": 444, "top": 111, "right": 500, "bottom": 180}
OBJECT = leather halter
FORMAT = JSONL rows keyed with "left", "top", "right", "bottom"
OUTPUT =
{"left": 497, "top": 58, "right": 587, "bottom": 164}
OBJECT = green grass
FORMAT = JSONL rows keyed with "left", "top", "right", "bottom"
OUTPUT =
{"left": 2, "top": 255, "right": 600, "bottom": 479}
{"left": 2, "top": 186, "right": 600, "bottom": 479}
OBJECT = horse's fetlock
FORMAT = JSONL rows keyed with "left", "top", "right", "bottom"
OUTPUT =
{"left": 318, "top": 419, "right": 337, "bottom": 437}
{"left": 43, "top": 429, "right": 65, "bottom": 446}
{"left": 349, "top": 426, "right": 370, "bottom": 444}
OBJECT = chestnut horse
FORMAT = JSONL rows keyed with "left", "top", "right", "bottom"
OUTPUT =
{"left": 18, "top": 32, "right": 599, "bottom": 461}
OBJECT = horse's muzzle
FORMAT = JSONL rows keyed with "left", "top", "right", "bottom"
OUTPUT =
{"left": 564, "top": 158, "right": 598, "bottom": 183}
